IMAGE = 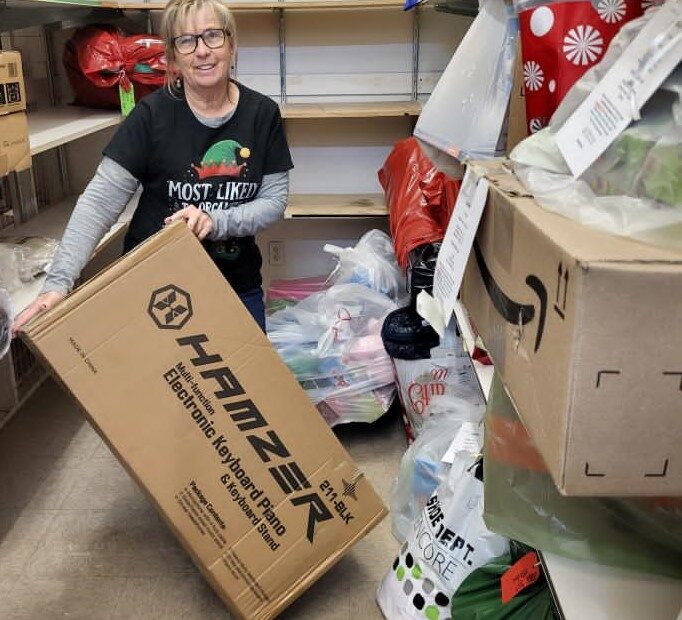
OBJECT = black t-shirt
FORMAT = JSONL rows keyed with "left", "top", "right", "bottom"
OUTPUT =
{"left": 104, "top": 82, "right": 294, "bottom": 293}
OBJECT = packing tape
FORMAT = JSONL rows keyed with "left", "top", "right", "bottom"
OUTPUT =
{"left": 0, "top": 289, "right": 13, "bottom": 359}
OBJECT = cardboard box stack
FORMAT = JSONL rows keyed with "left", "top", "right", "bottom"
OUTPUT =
{"left": 0, "top": 51, "right": 30, "bottom": 177}
{"left": 460, "top": 160, "right": 682, "bottom": 497}
{"left": 23, "top": 222, "right": 387, "bottom": 620}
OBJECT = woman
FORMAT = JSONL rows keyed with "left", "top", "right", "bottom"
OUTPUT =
{"left": 13, "top": 0, "right": 292, "bottom": 334}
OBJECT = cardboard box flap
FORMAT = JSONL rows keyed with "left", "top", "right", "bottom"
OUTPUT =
{"left": 471, "top": 160, "right": 682, "bottom": 266}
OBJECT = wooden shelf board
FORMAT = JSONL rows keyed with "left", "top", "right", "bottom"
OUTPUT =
{"left": 285, "top": 193, "right": 387, "bottom": 218}
{"left": 5, "top": 193, "right": 139, "bottom": 313}
{"left": 103, "top": 0, "right": 406, "bottom": 10}
{"left": 26, "top": 101, "right": 415, "bottom": 156}
{"left": 281, "top": 100, "right": 421, "bottom": 118}
{"left": 28, "top": 107, "right": 122, "bottom": 156}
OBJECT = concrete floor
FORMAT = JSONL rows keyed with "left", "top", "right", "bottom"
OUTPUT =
{"left": 0, "top": 378, "right": 407, "bottom": 619}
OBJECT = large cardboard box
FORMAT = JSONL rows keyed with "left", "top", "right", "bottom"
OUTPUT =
{"left": 0, "top": 51, "right": 27, "bottom": 116}
{"left": 23, "top": 223, "right": 387, "bottom": 619}
{"left": 0, "top": 112, "right": 31, "bottom": 176}
{"left": 460, "top": 160, "right": 682, "bottom": 497}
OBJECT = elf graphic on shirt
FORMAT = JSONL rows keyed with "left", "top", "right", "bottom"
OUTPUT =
{"left": 192, "top": 139, "right": 251, "bottom": 179}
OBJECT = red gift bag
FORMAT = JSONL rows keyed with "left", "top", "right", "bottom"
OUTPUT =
{"left": 518, "top": 0, "right": 651, "bottom": 134}
{"left": 64, "top": 26, "right": 166, "bottom": 109}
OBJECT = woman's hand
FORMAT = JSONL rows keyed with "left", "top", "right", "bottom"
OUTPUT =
{"left": 165, "top": 206, "right": 214, "bottom": 241}
{"left": 11, "top": 290, "right": 66, "bottom": 337}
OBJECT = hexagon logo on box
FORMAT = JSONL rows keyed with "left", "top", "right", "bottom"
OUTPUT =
{"left": 148, "top": 284, "right": 193, "bottom": 330}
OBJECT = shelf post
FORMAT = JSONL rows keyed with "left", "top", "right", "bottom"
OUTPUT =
{"left": 278, "top": 7, "right": 286, "bottom": 104}
{"left": 43, "top": 22, "right": 71, "bottom": 198}
{"left": 411, "top": 5, "right": 420, "bottom": 101}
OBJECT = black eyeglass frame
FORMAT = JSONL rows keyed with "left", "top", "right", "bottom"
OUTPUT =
{"left": 172, "top": 28, "right": 231, "bottom": 55}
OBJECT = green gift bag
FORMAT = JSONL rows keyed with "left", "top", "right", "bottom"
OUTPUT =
{"left": 451, "top": 542, "right": 557, "bottom": 619}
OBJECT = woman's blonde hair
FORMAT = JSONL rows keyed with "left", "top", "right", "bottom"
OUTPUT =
{"left": 161, "top": 0, "right": 237, "bottom": 96}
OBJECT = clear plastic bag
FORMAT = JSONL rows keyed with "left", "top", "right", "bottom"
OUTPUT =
{"left": 324, "top": 230, "right": 408, "bottom": 304}
{"left": 393, "top": 342, "right": 486, "bottom": 440}
{"left": 0, "top": 236, "right": 59, "bottom": 284}
{"left": 267, "top": 283, "right": 398, "bottom": 425}
{"left": 511, "top": 9, "right": 682, "bottom": 249}
{"left": 414, "top": 0, "right": 519, "bottom": 160}
{"left": 390, "top": 396, "right": 485, "bottom": 543}
{"left": 483, "top": 373, "right": 682, "bottom": 578}
{"left": 0, "top": 289, "right": 13, "bottom": 360}
{"left": 265, "top": 275, "right": 328, "bottom": 315}
{"left": 0, "top": 245, "right": 22, "bottom": 293}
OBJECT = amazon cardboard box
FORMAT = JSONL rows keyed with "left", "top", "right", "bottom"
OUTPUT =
{"left": 0, "top": 51, "right": 26, "bottom": 116}
{"left": 0, "top": 111, "right": 31, "bottom": 176}
{"left": 460, "top": 160, "right": 682, "bottom": 497}
{"left": 23, "top": 222, "right": 387, "bottom": 620}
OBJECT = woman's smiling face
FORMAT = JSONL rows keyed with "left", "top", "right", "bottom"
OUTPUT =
{"left": 172, "top": 6, "right": 233, "bottom": 93}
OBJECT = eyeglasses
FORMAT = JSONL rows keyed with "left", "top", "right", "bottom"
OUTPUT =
{"left": 172, "top": 28, "right": 229, "bottom": 55}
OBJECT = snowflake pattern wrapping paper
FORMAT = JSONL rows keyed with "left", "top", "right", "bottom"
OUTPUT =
{"left": 518, "top": 0, "right": 653, "bottom": 134}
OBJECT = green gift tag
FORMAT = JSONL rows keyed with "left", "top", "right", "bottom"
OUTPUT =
{"left": 119, "top": 82, "right": 136, "bottom": 117}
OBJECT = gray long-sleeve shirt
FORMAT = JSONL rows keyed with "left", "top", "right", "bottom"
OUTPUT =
{"left": 43, "top": 105, "right": 290, "bottom": 295}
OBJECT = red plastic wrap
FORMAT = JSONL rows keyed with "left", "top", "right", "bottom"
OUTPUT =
{"left": 378, "top": 137, "right": 460, "bottom": 269}
{"left": 64, "top": 26, "right": 166, "bottom": 109}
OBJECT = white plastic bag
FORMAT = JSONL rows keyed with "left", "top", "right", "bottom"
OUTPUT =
{"left": 324, "top": 230, "right": 408, "bottom": 304}
{"left": 390, "top": 397, "right": 485, "bottom": 543}
{"left": 267, "top": 283, "right": 398, "bottom": 425}
{"left": 393, "top": 333, "right": 486, "bottom": 440}
{"left": 414, "top": 0, "right": 519, "bottom": 160}
{"left": 377, "top": 456, "right": 509, "bottom": 620}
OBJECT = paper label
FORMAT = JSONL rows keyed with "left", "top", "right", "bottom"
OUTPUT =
{"left": 501, "top": 551, "right": 541, "bottom": 604}
{"left": 431, "top": 167, "right": 489, "bottom": 329}
{"left": 555, "top": 2, "right": 682, "bottom": 178}
{"left": 441, "top": 422, "right": 482, "bottom": 464}
{"left": 119, "top": 82, "right": 136, "bottom": 117}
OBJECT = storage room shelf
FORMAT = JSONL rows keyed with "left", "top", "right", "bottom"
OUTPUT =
{"left": 6, "top": 193, "right": 139, "bottom": 313}
{"left": 281, "top": 101, "right": 421, "bottom": 119}
{"left": 285, "top": 193, "right": 387, "bottom": 218}
{"left": 542, "top": 553, "right": 682, "bottom": 620}
{"left": 102, "top": 0, "right": 406, "bottom": 10}
{"left": 28, "top": 107, "right": 122, "bottom": 156}
{"left": 453, "top": 302, "right": 682, "bottom": 620}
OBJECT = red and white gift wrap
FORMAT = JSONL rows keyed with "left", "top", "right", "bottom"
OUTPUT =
{"left": 517, "top": 0, "right": 658, "bottom": 134}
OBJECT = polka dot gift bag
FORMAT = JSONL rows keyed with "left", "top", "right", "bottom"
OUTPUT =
{"left": 516, "top": 0, "right": 655, "bottom": 134}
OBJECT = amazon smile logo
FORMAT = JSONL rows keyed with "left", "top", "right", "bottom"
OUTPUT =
{"left": 473, "top": 242, "right": 547, "bottom": 352}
